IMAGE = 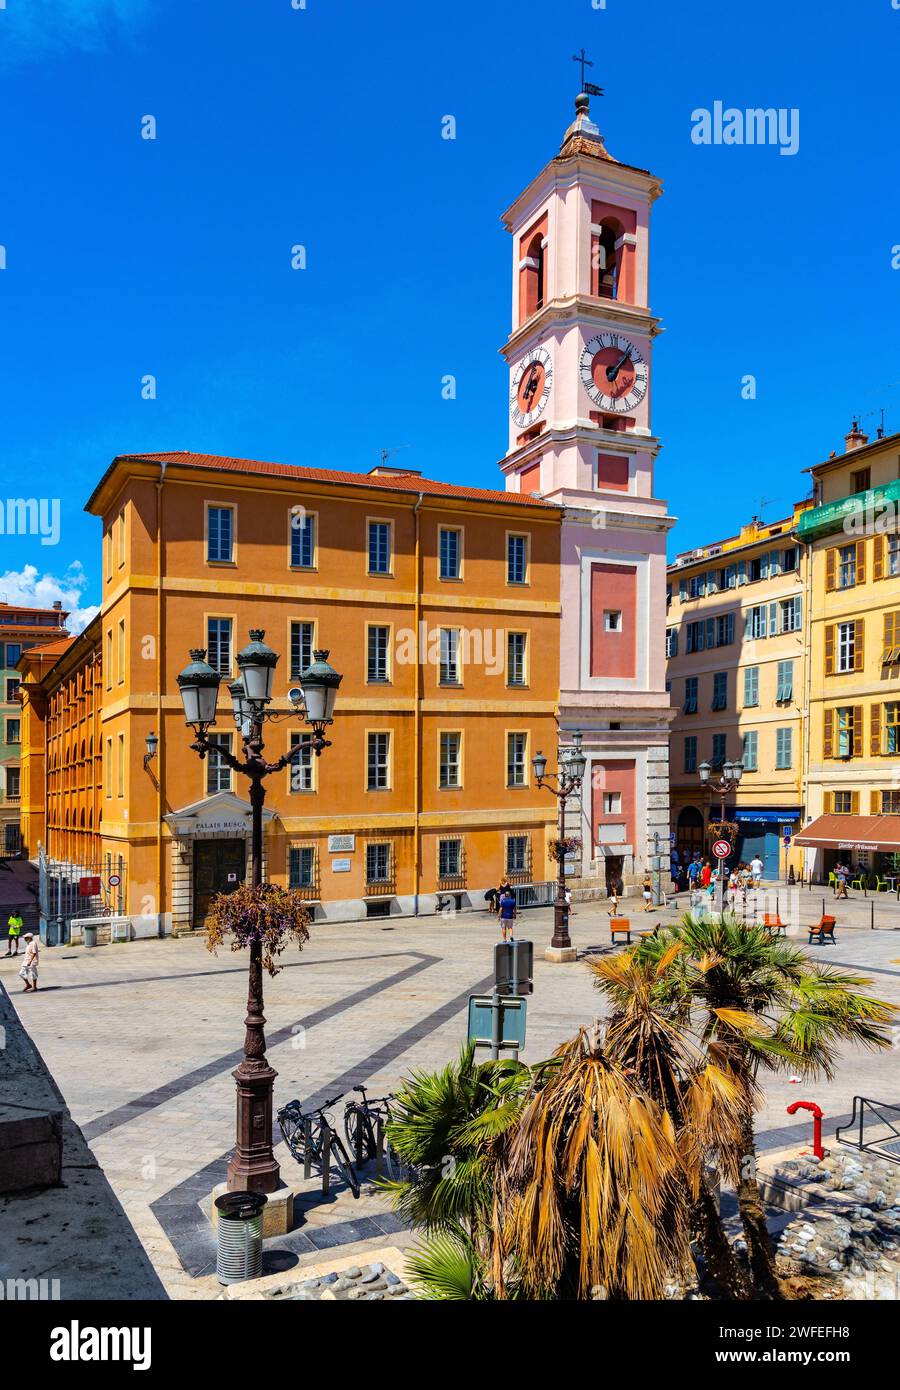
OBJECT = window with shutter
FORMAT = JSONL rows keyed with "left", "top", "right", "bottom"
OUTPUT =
{"left": 856, "top": 539, "right": 866, "bottom": 585}
{"left": 874, "top": 534, "right": 885, "bottom": 581}
{"left": 825, "top": 548, "right": 836, "bottom": 591}
{"left": 851, "top": 790, "right": 860, "bottom": 815}
{"left": 885, "top": 703, "right": 900, "bottom": 754}
{"left": 882, "top": 611, "right": 900, "bottom": 665}
{"left": 823, "top": 707, "right": 834, "bottom": 758}
{"left": 853, "top": 618, "right": 865, "bottom": 672}
{"left": 852, "top": 705, "right": 863, "bottom": 758}
{"left": 743, "top": 666, "right": 759, "bottom": 707}
{"left": 871, "top": 701, "right": 882, "bottom": 756}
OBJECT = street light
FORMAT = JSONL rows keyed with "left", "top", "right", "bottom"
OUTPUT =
{"left": 697, "top": 757, "right": 744, "bottom": 916}
{"left": 176, "top": 631, "right": 342, "bottom": 1195}
{"left": 532, "top": 729, "right": 585, "bottom": 959}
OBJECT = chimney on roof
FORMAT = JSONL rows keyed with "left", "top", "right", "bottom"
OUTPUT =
{"left": 367, "top": 465, "right": 422, "bottom": 478}
{"left": 844, "top": 419, "right": 869, "bottom": 452}
{"left": 52, "top": 601, "right": 62, "bottom": 610}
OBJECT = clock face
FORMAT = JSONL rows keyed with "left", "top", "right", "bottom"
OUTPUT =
{"left": 510, "top": 346, "right": 553, "bottom": 429}
{"left": 579, "top": 332, "right": 648, "bottom": 413}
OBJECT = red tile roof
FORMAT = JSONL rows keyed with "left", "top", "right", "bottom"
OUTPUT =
{"left": 0, "top": 601, "right": 69, "bottom": 618}
{"left": 102, "top": 452, "right": 558, "bottom": 510}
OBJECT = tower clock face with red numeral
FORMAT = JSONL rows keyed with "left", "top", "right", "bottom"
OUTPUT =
{"left": 510, "top": 346, "right": 553, "bottom": 429}
{"left": 579, "top": 332, "right": 648, "bottom": 413}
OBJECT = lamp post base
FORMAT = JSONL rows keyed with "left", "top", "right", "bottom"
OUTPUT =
{"left": 226, "top": 1060, "right": 280, "bottom": 1194}
{"left": 544, "top": 944, "right": 578, "bottom": 963}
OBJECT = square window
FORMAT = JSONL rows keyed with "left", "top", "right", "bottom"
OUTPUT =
{"left": 602, "top": 792, "right": 621, "bottom": 814}
{"left": 604, "top": 610, "right": 622, "bottom": 632}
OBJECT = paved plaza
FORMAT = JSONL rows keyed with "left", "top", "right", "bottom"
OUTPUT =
{"left": 3, "top": 891, "right": 899, "bottom": 1298}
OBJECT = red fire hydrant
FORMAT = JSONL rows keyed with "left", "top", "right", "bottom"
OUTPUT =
{"left": 786, "top": 1100, "right": 825, "bottom": 1160}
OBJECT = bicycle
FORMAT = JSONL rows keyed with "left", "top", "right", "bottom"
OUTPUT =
{"left": 343, "top": 1084, "right": 400, "bottom": 1180}
{"left": 277, "top": 1093, "right": 360, "bottom": 1198}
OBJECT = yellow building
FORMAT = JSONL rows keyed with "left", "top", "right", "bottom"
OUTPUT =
{"left": 19, "top": 450, "right": 563, "bottom": 933}
{"left": 0, "top": 601, "right": 70, "bottom": 855}
{"left": 794, "top": 423, "right": 900, "bottom": 879}
{"left": 667, "top": 504, "right": 811, "bottom": 879}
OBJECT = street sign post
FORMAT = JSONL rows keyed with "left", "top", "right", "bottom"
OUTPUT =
{"left": 712, "top": 839, "right": 731, "bottom": 859}
{"left": 494, "top": 940, "right": 534, "bottom": 996}
{"left": 467, "top": 995, "right": 527, "bottom": 1059}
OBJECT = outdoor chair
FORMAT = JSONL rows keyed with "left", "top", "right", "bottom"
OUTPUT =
{"left": 850, "top": 875, "right": 865, "bottom": 892}
{"left": 610, "top": 917, "right": 632, "bottom": 945}
{"left": 827, "top": 871, "right": 838, "bottom": 893}
{"left": 875, "top": 876, "right": 890, "bottom": 893}
{"left": 808, "top": 915, "right": 836, "bottom": 944}
{"left": 762, "top": 913, "right": 786, "bottom": 937}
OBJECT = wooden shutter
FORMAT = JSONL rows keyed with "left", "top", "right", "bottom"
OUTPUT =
{"left": 824, "top": 790, "right": 833, "bottom": 813}
{"left": 824, "top": 624, "right": 835, "bottom": 676}
{"left": 856, "top": 539, "right": 866, "bottom": 585}
{"left": 871, "top": 701, "right": 882, "bottom": 756}
{"left": 852, "top": 706, "right": 863, "bottom": 757}
{"left": 874, "top": 534, "right": 885, "bottom": 581}
{"left": 851, "top": 790, "right": 860, "bottom": 815}
{"left": 825, "top": 548, "right": 836, "bottom": 591}
{"left": 823, "top": 707, "right": 834, "bottom": 758}
{"left": 854, "top": 618, "right": 865, "bottom": 672}
{"left": 871, "top": 789, "right": 881, "bottom": 813}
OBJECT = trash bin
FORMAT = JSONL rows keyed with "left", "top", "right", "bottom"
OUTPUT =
{"left": 214, "top": 1190, "right": 267, "bottom": 1284}
{"left": 83, "top": 924, "right": 97, "bottom": 949}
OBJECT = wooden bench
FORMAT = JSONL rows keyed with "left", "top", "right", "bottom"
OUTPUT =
{"left": 610, "top": 917, "right": 632, "bottom": 945}
{"left": 762, "top": 913, "right": 787, "bottom": 937}
{"left": 808, "top": 915, "right": 836, "bottom": 944}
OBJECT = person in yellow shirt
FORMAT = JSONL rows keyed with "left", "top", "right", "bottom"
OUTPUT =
{"left": 5, "top": 911, "right": 23, "bottom": 957}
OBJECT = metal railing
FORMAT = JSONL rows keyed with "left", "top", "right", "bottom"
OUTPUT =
{"left": 836, "top": 1096, "right": 900, "bottom": 1164}
{"left": 512, "top": 881, "right": 556, "bottom": 909}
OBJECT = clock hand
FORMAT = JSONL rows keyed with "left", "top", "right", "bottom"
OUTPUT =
{"left": 522, "top": 364, "right": 540, "bottom": 404}
{"left": 605, "top": 350, "right": 631, "bottom": 383}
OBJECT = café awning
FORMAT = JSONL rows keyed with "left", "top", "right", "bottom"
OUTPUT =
{"left": 793, "top": 814, "right": 900, "bottom": 852}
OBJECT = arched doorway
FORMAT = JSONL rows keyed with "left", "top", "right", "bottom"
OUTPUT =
{"left": 676, "top": 806, "right": 705, "bottom": 862}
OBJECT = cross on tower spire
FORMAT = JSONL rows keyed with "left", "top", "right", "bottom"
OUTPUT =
{"left": 571, "top": 48, "right": 604, "bottom": 99}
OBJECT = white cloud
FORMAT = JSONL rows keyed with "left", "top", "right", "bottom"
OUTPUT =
{"left": 0, "top": 563, "right": 99, "bottom": 634}
{"left": 1, "top": 0, "right": 155, "bottom": 63}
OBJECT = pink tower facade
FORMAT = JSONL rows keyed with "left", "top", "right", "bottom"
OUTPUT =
{"left": 498, "top": 94, "right": 674, "bottom": 894}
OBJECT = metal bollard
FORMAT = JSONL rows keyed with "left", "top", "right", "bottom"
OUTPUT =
{"left": 322, "top": 1127, "right": 332, "bottom": 1195}
{"left": 215, "top": 1190, "right": 267, "bottom": 1285}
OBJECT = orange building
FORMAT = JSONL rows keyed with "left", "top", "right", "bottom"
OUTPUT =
{"left": 1, "top": 600, "right": 70, "bottom": 855}
{"left": 34, "top": 450, "right": 564, "bottom": 932}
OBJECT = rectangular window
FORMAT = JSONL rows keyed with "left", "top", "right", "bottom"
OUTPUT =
{"left": 105, "top": 737, "right": 112, "bottom": 797}
{"left": 722, "top": 563, "right": 737, "bottom": 589}
{"left": 683, "top": 735, "right": 697, "bottom": 774}
{"left": 686, "top": 621, "right": 705, "bottom": 654}
{"left": 775, "top": 727, "right": 793, "bottom": 769}
{"left": 207, "top": 506, "right": 234, "bottom": 563}
{"left": 507, "top": 533, "right": 528, "bottom": 585}
{"left": 5, "top": 767, "right": 20, "bottom": 800}
{"left": 438, "top": 838, "right": 462, "bottom": 879}
{"left": 683, "top": 676, "right": 698, "bottom": 714}
{"left": 6, "top": 718, "right": 20, "bottom": 744}
{"left": 741, "top": 730, "right": 757, "bottom": 771}
{"left": 885, "top": 703, "right": 900, "bottom": 755}
{"left": 832, "top": 790, "right": 853, "bottom": 814}
{"left": 748, "top": 556, "right": 763, "bottom": 583}
{"left": 117, "top": 619, "right": 126, "bottom": 684}
{"left": 439, "top": 731, "right": 461, "bottom": 789}
{"left": 889, "top": 535, "right": 900, "bottom": 578}
{"left": 743, "top": 666, "right": 759, "bottom": 708}
{"left": 851, "top": 467, "right": 871, "bottom": 494}
{"left": 290, "top": 511, "right": 316, "bottom": 568}
{"left": 780, "top": 596, "right": 802, "bottom": 633}
{"left": 883, "top": 611, "right": 900, "bottom": 664}
{"left": 366, "top": 842, "right": 391, "bottom": 884}
{"left": 688, "top": 574, "right": 706, "bottom": 599}
{"left": 879, "top": 790, "right": 900, "bottom": 814}
{"left": 506, "top": 834, "right": 528, "bottom": 875}
{"left": 289, "top": 732, "right": 313, "bottom": 791}
{"left": 368, "top": 521, "right": 392, "bottom": 575}
{"left": 507, "top": 732, "right": 527, "bottom": 787}
{"left": 665, "top": 627, "right": 678, "bottom": 659}
{"left": 440, "top": 628, "right": 461, "bottom": 685}
{"left": 782, "top": 546, "right": 799, "bottom": 573}
{"left": 207, "top": 618, "right": 233, "bottom": 677}
{"left": 105, "top": 630, "right": 113, "bottom": 690}
{"left": 748, "top": 605, "right": 767, "bottom": 639}
{"left": 602, "top": 791, "right": 622, "bottom": 814}
{"left": 206, "top": 733, "right": 233, "bottom": 793}
{"left": 5, "top": 678, "right": 20, "bottom": 704}
{"left": 366, "top": 625, "right": 390, "bottom": 683}
{"left": 775, "top": 659, "right": 794, "bottom": 703}
{"left": 715, "top": 613, "right": 735, "bottom": 647}
{"left": 4, "top": 643, "right": 22, "bottom": 668}
{"left": 838, "top": 543, "right": 857, "bottom": 589}
{"left": 289, "top": 846, "right": 315, "bottom": 890}
{"left": 117, "top": 733, "right": 125, "bottom": 797}
{"left": 439, "top": 527, "right": 462, "bottom": 580}
{"left": 117, "top": 508, "right": 126, "bottom": 566}
{"left": 837, "top": 707, "right": 854, "bottom": 758}
{"left": 507, "top": 632, "right": 527, "bottom": 686}
{"left": 290, "top": 621, "right": 314, "bottom": 680}
{"left": 711, "top": 671, "right": 728, "bottom": 711}
{"left": 367, "top": 732, "right": 390, "bottom": 790}
{"left": 712, "top": 732, "right": 727, "bottom": 765}
{"left": 837, "top": 621, "right": 856, "bottom": 673}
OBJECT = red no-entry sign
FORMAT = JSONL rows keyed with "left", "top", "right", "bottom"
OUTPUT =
{"left": 712, "top": 839, "right": 731, "bottom": 859}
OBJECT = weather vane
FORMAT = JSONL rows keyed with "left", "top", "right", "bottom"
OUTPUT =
{"left": 572, "top": 48, "right": 604, "bottom": 98}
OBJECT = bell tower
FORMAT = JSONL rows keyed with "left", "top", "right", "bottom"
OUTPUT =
{"left": 498, "top": 81, "right": 675, "bottom": 897}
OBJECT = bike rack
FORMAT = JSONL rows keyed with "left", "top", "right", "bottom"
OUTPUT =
{"left": 836, "top": 1096, "right": 900, "bottom": 1165}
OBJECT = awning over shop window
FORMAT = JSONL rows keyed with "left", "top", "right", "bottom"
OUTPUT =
{"left": 793, "top": 814, "right": 900, "bottom": 852}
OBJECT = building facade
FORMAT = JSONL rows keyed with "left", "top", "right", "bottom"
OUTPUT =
{"left": 667, "top": 506, "right": 810, "bottom": 879}
{"left": 795, "top": 423, "right": 900, "bottom": 877}
{"left": 0, "top": 601, "right": 69, "bottom": 855}
{"left": 46, "top": 451, "right": 563, "bottom": 932}
{"left": 498, "top": 92, "right": 674, "bottom": 894}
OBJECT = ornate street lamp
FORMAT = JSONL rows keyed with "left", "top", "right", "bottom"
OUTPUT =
{"left": 697, "top": 756, "right": 744, "bottom": 914}
{"left": 532, "top": 730, "right": 585, "bottom": 959}
{"left": 176, "top": 633, "right": 342, "bottom": 1194}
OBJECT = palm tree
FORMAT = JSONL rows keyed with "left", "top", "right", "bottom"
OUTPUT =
{"left": 489, "top": 1024, "right": 695, "bottom": 1300}
{"left": 633, "top": 913, "right": 895, "bottom": 1298}
{"left": 589, "top": 946, "right": 754, "bottom": 1298}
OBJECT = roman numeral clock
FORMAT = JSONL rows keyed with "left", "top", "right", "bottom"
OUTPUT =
{"left": 510, "top": 346, "right": 553, "bottom": 430}
{"left": 579, "top": 332, "right": 648, "bottom": 414}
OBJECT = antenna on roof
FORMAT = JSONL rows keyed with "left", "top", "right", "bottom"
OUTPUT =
{"left": 377, "top": 445, "right": 411, "bottom": 468}
{"left": 755, "top": 495, "right": 775, "bottom": 522}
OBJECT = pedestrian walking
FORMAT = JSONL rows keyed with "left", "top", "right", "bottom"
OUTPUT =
{"left": 5, "top": 911, "right": 23, "bottom": 956}
{"left": 750, "top": 854, "right": 764, "bottom": 887}
{"left": 19, "top": 933, "right": 39, "bottom": 992}
{"left": 700, "top": 860, "right": 712, "bottom": 890}
{"left": 641, "top": 873, "right": 654, "bottom": 911}
{"left": 497, "top": 887, "right": 517, "bottom": 943}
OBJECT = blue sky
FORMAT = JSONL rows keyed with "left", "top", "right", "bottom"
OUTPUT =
{"left": 1, "top": 0, "right": 898, "bottom": 627}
